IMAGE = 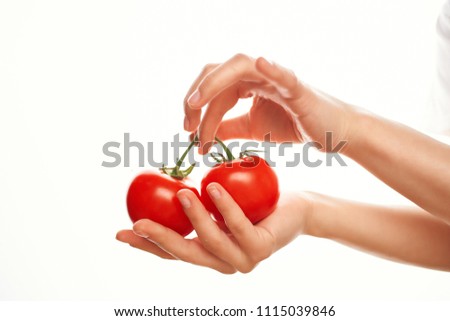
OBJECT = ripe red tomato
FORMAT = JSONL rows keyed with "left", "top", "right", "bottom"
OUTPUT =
{"left": 127, "top": 172, "right": 199, "bottom": 237}
{"left": 201, "top": 156, "right": 279, "bottom": 224}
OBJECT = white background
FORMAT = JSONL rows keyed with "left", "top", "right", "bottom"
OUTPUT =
{"left": 1, "top": 0, "right": 449, "bottom": 308}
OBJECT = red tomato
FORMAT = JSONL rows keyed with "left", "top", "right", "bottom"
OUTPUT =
{"left": 127, "top": 172, "right": 199, "bottom": 237}
{"left": 201, "top": 156, "right": 279, "bottom": 224}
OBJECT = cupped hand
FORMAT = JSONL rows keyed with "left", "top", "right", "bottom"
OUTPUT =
{"left": 116, "top": 184, "right": 312, "bottom": 274}
{"left": 184, "top": 54, "right": 358, "bottom": 154}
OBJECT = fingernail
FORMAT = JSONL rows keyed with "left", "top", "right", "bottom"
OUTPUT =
{"left": 177, "top": 193, "right": 192, "bottom": 209}
{"left": 201, "top": 140, "right": 213, "bottom": 155}
{"left": 183, "top": 116, "right": 190, "bottom": 131}
{"left": 188, "top": 90, "right": 201, "bottom": 105}
{"left": 134, "top": 229, "right": 148, "bottom": 238}
{"left": 207, "top": 184, "right": 221, "bottom": 200}
{"left": 115, "top": 231, "right": 125, "bottom": 242}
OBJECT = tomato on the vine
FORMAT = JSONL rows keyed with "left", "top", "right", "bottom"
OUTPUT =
{"left": 127, "top": 172, "right": 198, "bottom": 237}
{"left": 126, "top": 136, "right": 279, "bottom": 235}
{"left": 201, "top": 142, "right": 279, "bottom": 224}
{"left": 126, "top": 138, "right": 199, "bottom": 237}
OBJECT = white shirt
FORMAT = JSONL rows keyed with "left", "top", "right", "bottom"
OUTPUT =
{"left": 432, "top": 0, "right": 450, "bottom": 134}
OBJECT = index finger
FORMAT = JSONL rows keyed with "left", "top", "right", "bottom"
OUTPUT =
{"left": 187, "top": 53, "right": 262, "bottom": 109}
{"left": 176, "top": 189, "right": 249, "bottom": 269}
{"left": 184, "top": 63, "right": 218, "bottom": 132}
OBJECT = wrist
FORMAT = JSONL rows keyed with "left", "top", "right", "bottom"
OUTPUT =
{"left": 302, "top": 192, "right": 337, "bottom": 239}
{"left": 291, "top": 86, "right": 368, "bottom": 155}
{"left": 301, "top": 191, "right": 323, "bottom": 237}
{"left": 341, "top": 106, "right": 376, "bottom": 158}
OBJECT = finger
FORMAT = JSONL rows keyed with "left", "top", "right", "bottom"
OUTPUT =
{"left": 255, "top": 57, "right": 303, "bottom": 99}
{"left": 216, "top": 114, "right": 252, "bottom": 141}
{"left": 116, "top": 230, "right": 175, "bottom": 259}
{"left": 176, "top": 189, "right": 249, "bottom": 268}
{"left": 197, "top": 86, "right": 240, "bottom": 154}
{"left": 205, "top": 183, "right": 261, "bottom": 253}
{"left": 184, "top": 63, "right": 219, "bottom": 132}
{"left": 187, "top": 53, "right": 262, "bottom": 109}
{"left": 215, "top": 220, "right": 230, "bottom": 233}
{"left": 133, "top": 219, "right": 236, "bottom": 274}
{"left": 197, "top": 80, "right": 257, "bottom": 153}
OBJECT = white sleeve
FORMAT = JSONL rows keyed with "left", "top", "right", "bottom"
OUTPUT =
{"left": 431, "top": 0, "right": 450, "bottom": 134}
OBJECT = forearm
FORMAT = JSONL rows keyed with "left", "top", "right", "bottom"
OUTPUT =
{"left": 344, "top": 109, "right": 450, "bottom": 222}
{"left": 305, "top": 192, "right": 450, "bottom": 271}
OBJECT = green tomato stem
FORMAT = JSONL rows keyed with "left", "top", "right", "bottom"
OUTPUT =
{"left": 176, "top": 135, "right": 197, "bottom": 168}
{"left": 160, "top": 135, "right": 198, "bottom": 179}
{"left": 214, "top": 137, "right": 235, "bottom": 161}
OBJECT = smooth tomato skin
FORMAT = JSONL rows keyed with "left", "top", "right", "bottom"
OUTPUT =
{"left": 126, "top": 172, "right": 199, "bottom": 237}
{"left": 201, "top": 156, "right": 279, "bottom": 224}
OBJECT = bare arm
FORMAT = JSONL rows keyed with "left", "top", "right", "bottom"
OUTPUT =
{"left": 306, "top": 192, "right": 450, "bottom": 271}
{"left": 341, "top": 111, "right": 450, "bottom": 223}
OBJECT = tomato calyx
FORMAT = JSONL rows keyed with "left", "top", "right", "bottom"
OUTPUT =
{"left": 160, "top": 136, "right": 198, "bottom": 180}
{"left": 160, "top": 163, "right": 195, "bottom": 179}
{"left": 239, "top": 149, "right": 263, "bottom": 159}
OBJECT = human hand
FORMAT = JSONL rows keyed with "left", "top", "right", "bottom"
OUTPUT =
{"left": 116, "top": 184, "right": 312, "bottom": 274}
{"left": 184, "top": 54, "right": 359, "bottom": 154}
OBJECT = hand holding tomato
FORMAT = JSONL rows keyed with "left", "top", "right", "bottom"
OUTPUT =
{"left": 117, "top": 185, "right": 313, "bottom": 273}
{"left": 126, "top": 133, "right": 280, "bottom": 238}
